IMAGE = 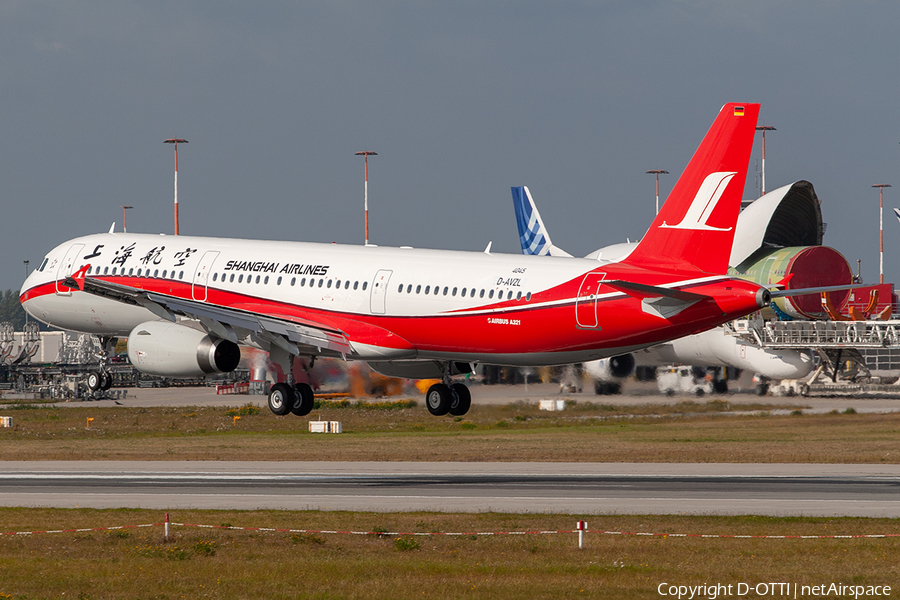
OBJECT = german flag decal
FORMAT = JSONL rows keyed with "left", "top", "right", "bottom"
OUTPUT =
{"left": 733, "top": 106, "right": 745, "bottom": 116}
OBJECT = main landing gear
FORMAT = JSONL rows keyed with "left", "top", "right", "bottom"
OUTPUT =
{"left": 267, "top": 354, "right": 315, "bottom": 417}
{"left": 425, "top": 362, "right": 471, "bottom": 416}
{"left": 268, "top": 382, "right": 315, "bottom": 416}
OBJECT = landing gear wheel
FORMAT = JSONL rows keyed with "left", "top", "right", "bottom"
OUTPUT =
{"left": 268, "top": 382, "right": 295, "bottom": 416}
{"left": 291, "top": 383, "right": 315, "bottom": 416}
{"left": 712, "top": 380, "right": 728, "bottom": 394}
{"left": 448, "top": 383, "right": 471, "bottom": 416}
{"left": 426, "top": 383, "right": 453, "bottom": 416}
{"left": 100, "top": 372, "right": 112, "bottom": 391}
{"left": 87, "top": 372, "right": 102, "bottom": 392}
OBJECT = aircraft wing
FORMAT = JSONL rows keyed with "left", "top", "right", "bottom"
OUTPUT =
{"left": 65, "top": 266, "right": 353, "bottom": 358}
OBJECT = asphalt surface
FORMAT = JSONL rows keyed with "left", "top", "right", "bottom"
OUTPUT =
{"left": 2, "top": 462, "right": 899, "bottom": 517}
{"left": 5, "top": 382, "right": 900, "bottom": 516}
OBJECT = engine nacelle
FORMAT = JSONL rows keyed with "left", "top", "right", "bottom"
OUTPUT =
{"left": 127, "top": 321, "right": 241, "bottom": 378}
{"left": 582, "top": 354, "right": 635, "bottom": 381}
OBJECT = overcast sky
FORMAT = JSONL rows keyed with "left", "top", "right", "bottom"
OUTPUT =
{"left": 2, "top": 1, "right": 899, "bottom": 291}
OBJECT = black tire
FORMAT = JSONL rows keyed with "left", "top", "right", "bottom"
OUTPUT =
{"left": 291, "top": 383, "right": 315, "bottom": 416}
{"left": 100, "top": 372, "right": 112, "bottom": 391}
{"left": 755, "top": 383, "right": 769, "bottom": 397}
{"left": 426, "top": 383, "right": 452, "bottom": 416}
{"left": 712, "top": 380, "right": 728, "bottom": 394}
{"left": 87, "top": 372, "right": 102, "bottom": 392}
{"left": 449, "top": 383, "right": 471, "bottom": 416}
{"left": 268, "top": 382, "right": 294, "bottom": 416}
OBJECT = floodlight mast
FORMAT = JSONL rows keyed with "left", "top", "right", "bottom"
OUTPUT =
{"left": 164, "top": 139, "right": 188, "bottom": 235}
{"left": 120, "top": 205, "right": 133, "bottom": 233}
{"left": 355, "top": 151, "right": 377, "bottom": 245}
{"left": 756, "top": 126, "right": 776, "bottom": 195}
{"left": 646, "top": 170, "right": 668, "bottom": 215}
{"left": 873, "top": 184, "right": 892, "bottom": 284}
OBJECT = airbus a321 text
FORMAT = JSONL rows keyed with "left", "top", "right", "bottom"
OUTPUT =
{"left": 21, "top": 103, "right": 771, "bottom": 417}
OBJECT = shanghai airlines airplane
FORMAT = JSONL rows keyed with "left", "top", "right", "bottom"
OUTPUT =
{"left": 21, "top": 103, "right": 771, "bottom": 418}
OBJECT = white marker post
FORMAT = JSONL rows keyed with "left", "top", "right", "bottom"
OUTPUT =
{"left": 576, "top": 520, "right": 587, "bottom": 549}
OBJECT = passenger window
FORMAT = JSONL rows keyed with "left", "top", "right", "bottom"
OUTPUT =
{"left": 526, "top": 292, "right": 532, "bottom": 301}
{"left": 407, "top": 284, "right": 412, "bottom": 293}
{"left": 230, "top": 274, "right": 235, "bottom": 283}
{"left": 277, "top": 276, "right": 282, "bottom": 285}
{"left": 489, "top": 290, "right": 494, "bottom": 299}
{"left": 255, "top": 275, "right": 260, "bottom": 284}
{"left": 128, "top": 268, "right": 134, "bottom": 276}
{"left": 416, "top": 285, "right": 421, "bottom": 294}
{"left": 238, "top": 274, "right": 243, "bottom": 283}
{"left": 301, "top": 278, "right": 306, "bottom": 286}
{"left": 345, "top": 281, "right": 350, "bottom": 289}
{"left": 264, "top": 276, "right": 269, "bottom": 284}
{"left": 507, "top": 291, "right": 513, "bottom": 300}
{"left": 398, "top": 284, "right": 403, "bottom": 293}
{"left": 318, "top": 279, "right": 324, "bottom": 288}
{"left": 291, "top": 277, "right": 296, "bottom": 286}
{"left": 213, "top": 273, "right": 217, "bottom": 281}
{"left": 353, "top": 281, "right": 359, "bottom": 290}
{"left": 479, "top": 289, "right": 485, "bottom": 298}
{"left": 443, "top": 287, "right": 448, "bottom": 296}
{"left": 516, "top": 291, "right": 522, "bottom": 300}
{"left": 154, "top": 269, "right": 159, "bottom": 277}
{"left": 327, "top": 280, "right": 332, "bottom": 289}
{"left": 362, "top": 281, "right": 368, "bottom": 290}
{"left": 179, "top": 271, "right": 184, "bottom": 279}
{"left": 424, "top": 285, "right": 430, "bottom": 294}
{"left": 452, "top": 287, "right": 457, "bottom": 297}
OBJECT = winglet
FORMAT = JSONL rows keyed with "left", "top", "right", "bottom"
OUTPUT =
{"left": 622, "top": 103, "right": 760, "bottom": 274}
{"left": 68, "top": 264, "right": 91, "bottom": 291}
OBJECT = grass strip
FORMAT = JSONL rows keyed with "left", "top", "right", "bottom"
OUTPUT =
{"left": 0, "top": 403, "right": 898, "bottom": 463}
{"left": 0, "top": 508, "right": 897, "bottom": 599}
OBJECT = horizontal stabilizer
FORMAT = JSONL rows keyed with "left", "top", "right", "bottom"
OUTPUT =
{"left": 603, "top": 280, "right": 708, "bottom": 302}
{"left": 603, "top": 280, "right": 708, "bottom": 320}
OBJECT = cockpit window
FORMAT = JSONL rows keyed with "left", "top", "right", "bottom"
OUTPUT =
{"left": 38, "top": 258, "right": 49, "bottom": 272}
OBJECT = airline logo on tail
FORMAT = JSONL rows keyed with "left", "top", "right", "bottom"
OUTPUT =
{"left": 515, "top": 189, "right": 551, "bottom": 255}
{"left": 659, "top": 171, "right": 737, "bottom": 231}
{"left": 511, "top": 186, "right": 572, "bottom": 258}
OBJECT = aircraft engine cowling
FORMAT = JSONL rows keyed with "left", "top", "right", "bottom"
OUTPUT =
{"left": 127, "top": 321, "right": 241, "bottom": 378}
{"left": 582, "top": 354, "right": 635, "bottom": 381}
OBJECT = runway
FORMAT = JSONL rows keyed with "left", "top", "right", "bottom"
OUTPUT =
{"left": 2, "top": 462, "right": 899, "bottom": 517}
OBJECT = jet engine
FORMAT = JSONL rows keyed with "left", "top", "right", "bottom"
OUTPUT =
{"left": 582, "top": 354, "right": 635, "bottom": 381}
{"left": 127, "top": 321, "right": 241, "bottom": 378}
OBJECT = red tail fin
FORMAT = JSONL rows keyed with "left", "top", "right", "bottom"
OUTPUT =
{"left": 623, "top": 103, "right": 760, "bottom": 274}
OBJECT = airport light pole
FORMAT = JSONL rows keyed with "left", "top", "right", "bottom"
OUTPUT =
{"left": 355, "top": 150, "right": 377, "bottom": 245}
{"left": 873, "top": 184, "right": 892, "bottom": 284}
{"left": 164, "top": 138, "right": 188, "bottom": 235}
{"left": 756, "top": 125, "right": 776, "bottom": 195}
{"left": 646, "top": 170, "right": 668, "bottom": 215}
{"left": 23, "top": 261, "right": 29, "bottom": 324}
{"left": 120, "top": 205, "right": 133, "bottom": 233}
